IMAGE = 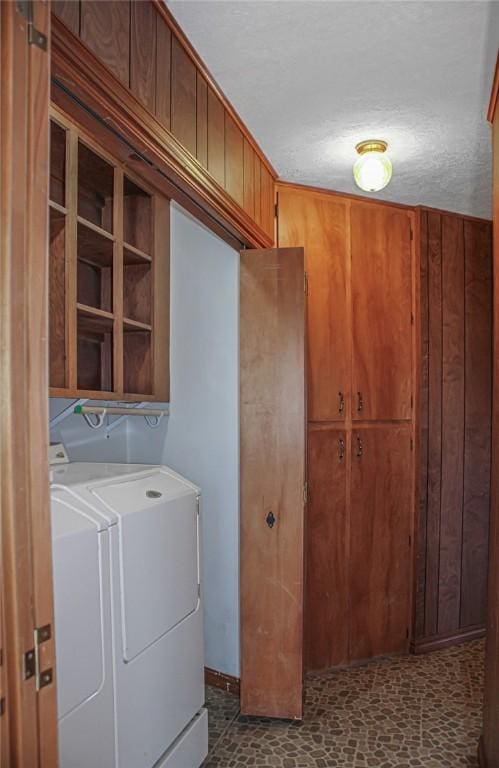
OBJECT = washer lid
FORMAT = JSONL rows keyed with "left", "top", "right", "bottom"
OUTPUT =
{"left": 91, "top": 469, "right": 200, "bottom": 661}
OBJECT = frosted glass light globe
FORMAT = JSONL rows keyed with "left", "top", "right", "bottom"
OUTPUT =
{"left": 353, "top": 142, "right": 392, "bottom": 192}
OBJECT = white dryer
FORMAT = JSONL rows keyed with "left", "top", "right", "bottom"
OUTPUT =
{"left": 51, "top": 457, "right": 208, "bottom": 768}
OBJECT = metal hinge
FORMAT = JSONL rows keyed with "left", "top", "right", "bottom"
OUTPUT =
{"left": 24, "top": 624, "right": 53, "bottom": 691}
{"left": 16, "top": 1, "right": 48, "bottom": 51}
{"left": 304, "top": 271, "right": 309, "bottom": 296}
{"left": 303, "top": 482, "right": 308, "bottom": 505}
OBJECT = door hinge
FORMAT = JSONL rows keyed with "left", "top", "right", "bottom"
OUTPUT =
{"left": 304, "top": 271, "right": 309, "bottom": 296}
{"left": 16, "top": 1, "right": 48, "bottom": 51}
{"left": 303, "top": 482, "right": 308, "bottom": 505}
{"left": 24, "top": 624, "right": 53, "bottom": 691}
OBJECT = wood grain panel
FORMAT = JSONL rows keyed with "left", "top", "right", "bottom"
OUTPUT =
{"left": 306, "top": 426, "right": 348, "bottom": 669}
{"left": 225, "top": 113, "right": 244, "bottom": 207}
{"left": 438, "top": 214, "right": 465, "bottom": 635}
{"left": 196, "top": 73, "right": 208, "bottom": 168}
{"left": 130, "top": 0, "right": 156, "bottom": 113}
{"left": 425, "top": 210, "right": 443, "bottom": 637}
{"left": 52, "top": 0, "right": 80, "bottom": 35}
{"left": 415, "top": 209, "right": 429, "bottom": 640}
{"left": 278, "top": 187, "right": 349, "bottom": 421}
{"left": 260, "top": 164, "right": 273, "bottom": 239}
{"left": 351, "top": 203, "right": 413, "bottom": 421}
{"left": 350, "top": 425, "right": 412, "bottom": 661}
{"left": 49, "top": 216, "right": 67, "bottom": 388}
{"left": 253, "top": 155, "right": 262, "bottom": 229}
{"left": 207, "top": 86, "right": 225, "bottom": 187}
{"left": 461, "top": 219, "right": 492, "bottom": 627}
{"left": 171, "top": 36, "right": 197, "bottom": 156}
{"left": 483, "top": 85, "right": 499, "bottom": 768}
{"left": 80, "top": 1, "right": 130, "bottom": 86}
{"left": 155, "top": 15, "right": 171, "bottom": 129}
{"left": 240, "top": 247, "right": 305, "bottom": 719}
{"left": 243, "top": 139, "right": 255, "bottom": 219}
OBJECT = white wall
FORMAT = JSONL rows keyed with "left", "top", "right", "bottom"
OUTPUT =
{"left": 127, "top": 204, "right": 240, "bottom": 677}
{"left": 49, "top": 202, "right": 241, "bottom": 678}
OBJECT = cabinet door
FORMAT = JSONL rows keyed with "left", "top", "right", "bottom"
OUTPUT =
{"left": 351, "top": 203, "right": 413, "bottom": 421}
{"left": 278, "top": 188, "right": 349, "bottom": 421}
{"left": 350, "top": 426, "right": 412, "bottom": 661}
{"left": 306, "top": 426, "right": 348, "bottom": 670}
{"left": 240, "top": 247, "right": 305, "bottom": 720}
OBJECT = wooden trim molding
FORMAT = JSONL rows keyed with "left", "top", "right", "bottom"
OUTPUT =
{"left": 411, "top": 624, "right": 486, "bottom": 655}
{"left": 276, "top": 178, "right": 414, "bottom": 211}
{"left": 204, "top": 667, "right": 240, "bottom": 696}
{"left": 487, "top": 52, "right": 499, "bottom": 123}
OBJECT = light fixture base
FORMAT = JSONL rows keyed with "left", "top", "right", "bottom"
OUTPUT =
{"left": 355, "top": 139, "right": 388, "bottom": 156}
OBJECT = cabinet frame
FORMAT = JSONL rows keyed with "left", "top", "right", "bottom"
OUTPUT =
{"left": 49, "top": 106, "right": 170, "bottom": 402}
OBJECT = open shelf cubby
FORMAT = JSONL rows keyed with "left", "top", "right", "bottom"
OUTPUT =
{"left": 77, "top": 220, "right": 114, "bottom": 313}
{"left": 49, "top": 109, "right": 169, "bottom": 401}
{"left": 123, "top": 329, "right": 153, "bottom": 396}
{"left": 78, "top": 140, "right": 114, "bottom": 233}
{"left": 124, "top": 176, "right": 152, "bottom": 255}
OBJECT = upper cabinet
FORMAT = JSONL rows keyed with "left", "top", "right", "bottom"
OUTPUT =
{"left": 49, "top": 109, "right": 169, "bottom": 401}
{"left": 351, "top": 202, "right": 413, "bottom": 421}
{"left": 277, "top": 184, "right": 414, "bottom": 423}
{"left": 51, "top": 0, "right": 276, "bottom": 249}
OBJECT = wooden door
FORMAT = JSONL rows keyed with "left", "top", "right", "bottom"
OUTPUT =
{"left": 240, "top": 247, "right": 305, "bottom": 719}
{"left": 306, "top": 425, "right": 349, "bottom": 669}
{"left": 278, "top": 187, "right": 349, "bottom": 421}
{"left": 0, "top": 2, "right": 57, "bottom": 765}
{"left": 349, "top": 426, "right": 413, "bottom": 661}
{"left": 351, "top": 203, "right": 413, "bottom": 421}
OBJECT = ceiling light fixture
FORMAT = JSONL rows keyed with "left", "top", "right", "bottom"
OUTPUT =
{"left": 353, "top": 140, "right": 392, "bottom": 192}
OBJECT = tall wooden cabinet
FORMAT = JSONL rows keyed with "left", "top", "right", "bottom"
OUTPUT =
{"left": 278, "top": 183, "right": 415, "bottom": 669}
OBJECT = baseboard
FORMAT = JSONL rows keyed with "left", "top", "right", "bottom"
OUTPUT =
{"left": 411, "top": 624, "right": 485, "bottom": 654}
{"left": 478, "top": 735, "right": 488, "bottom": 767}
{"left": 204, "top": 667, "right": 240, "bottom": 696}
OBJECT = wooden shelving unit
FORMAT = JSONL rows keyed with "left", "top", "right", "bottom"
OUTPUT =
{"left": 49, "top": 109, "right": 169, "bottom": 401}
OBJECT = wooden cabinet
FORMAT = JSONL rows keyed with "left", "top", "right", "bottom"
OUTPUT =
{"left": 49, "top": 109, "right": 169, "bottom": 401}
{"left": 306, "top": 426, "right": 348, "bottom": 668}
{"left": 350, "top": 425, "right": 412, "bottom": 660}
{"left": 351, "top": 203, "right": 413, "bottom": 421}
{"left": 278, "top": 188, "right": 349, "bottom": 421}
{"left": 278, "top": 182, "right": 415, "bottom": 670}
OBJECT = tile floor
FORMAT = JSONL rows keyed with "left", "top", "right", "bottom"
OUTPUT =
{"left": 204, "top": 640, "right": 484, "bottom": 767}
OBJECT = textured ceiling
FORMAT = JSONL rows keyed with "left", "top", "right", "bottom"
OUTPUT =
{"left": 168, "top": 0, "right": 499, "bottom": 218}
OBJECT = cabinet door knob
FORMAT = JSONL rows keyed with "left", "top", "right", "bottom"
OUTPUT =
{"left": 356, "top": 436, "right": 363, "bottom": 458}
{"left": 338, "top": 437, "right": 345, "bottom": 461}
{"left": 357, "top": 391, "right": 363, "bottom": 412}
{"left": 338, "top": 391, "right": 345, "bottom": 414}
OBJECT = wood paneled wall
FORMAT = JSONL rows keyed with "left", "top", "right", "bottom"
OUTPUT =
{"left": 51, "top": 0, "right": 276, "bottom": 247}
{"left": 481, "top": 57, "right": 499, "bottom": 768}
{"left": 415, "top": 207, "right": 492, "bottom": 652}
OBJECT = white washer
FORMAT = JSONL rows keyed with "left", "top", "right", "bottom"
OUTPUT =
{"left": 51, "top": 457, "right": 208, "bottom": 768}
